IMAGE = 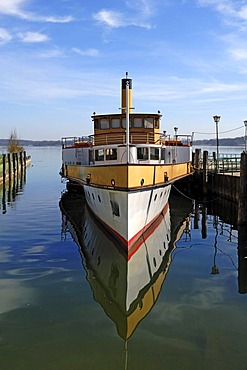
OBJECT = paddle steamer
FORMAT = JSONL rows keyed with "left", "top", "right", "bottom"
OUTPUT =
{"left": 61, "top": 73, "right": 193, "bottom": 250}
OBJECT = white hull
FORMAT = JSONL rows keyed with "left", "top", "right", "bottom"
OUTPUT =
{"left": 83, "top": 183, "right": 171, "bottom": 248}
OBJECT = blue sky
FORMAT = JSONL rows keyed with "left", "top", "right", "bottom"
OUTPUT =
{"left": 1, "top": 0, "right": 247, "bottom": 140}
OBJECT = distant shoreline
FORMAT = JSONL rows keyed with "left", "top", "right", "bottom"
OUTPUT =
{"left": 0, "top": 136, "right": 245, "bottom": 147}
{"left": 0, "top": 139, "right": 61, "bottom": 147}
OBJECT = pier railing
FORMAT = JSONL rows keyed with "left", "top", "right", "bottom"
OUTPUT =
{"left": 203, "top": 154, "right": 241, "bottom": 175}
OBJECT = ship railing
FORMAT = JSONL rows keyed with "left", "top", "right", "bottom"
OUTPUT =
{"left": 160, "top": 134, "right": 193, "bottom": 146}
{"left": 89, "top": 132, "right": 156, "bottom": 145}
{"left": 61, "top": 136, "right": 93, "bottom": 149}
{"left": 62, "top": 133, "right": 193, "bottom": 148}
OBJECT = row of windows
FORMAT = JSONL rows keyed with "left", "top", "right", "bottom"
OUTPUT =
{"left": 89, "top": 147, "right": 166, "bottom": 162}
{"left": 94, "top": 116, "right": 160, "bottom": 130}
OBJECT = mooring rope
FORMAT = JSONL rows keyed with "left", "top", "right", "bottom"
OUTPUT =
{"left": 172, "top": 184, "right": 222, "bottom": 203}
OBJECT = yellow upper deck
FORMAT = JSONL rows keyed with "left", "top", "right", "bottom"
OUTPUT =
{"left": 92, "top": 113, "right": 162, "bottom": 145}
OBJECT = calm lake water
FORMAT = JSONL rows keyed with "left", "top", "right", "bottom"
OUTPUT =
{"left": 0, "top": 146, "right": 247, "bottom": 370}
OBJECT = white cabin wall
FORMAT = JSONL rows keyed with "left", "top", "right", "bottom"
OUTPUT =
{"left": 62, "top": 148, "right": 89, "bottom": 165}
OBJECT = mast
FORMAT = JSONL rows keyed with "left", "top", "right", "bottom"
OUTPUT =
{"left": 121, "top": 72, "right": 132, "bottom": 163}
{"left": 126, "top": 80, "right": 130, "bottom": 163}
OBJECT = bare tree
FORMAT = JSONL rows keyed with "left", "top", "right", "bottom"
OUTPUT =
{"left": 8, "top": 129, "right": 24, "bottom": 153}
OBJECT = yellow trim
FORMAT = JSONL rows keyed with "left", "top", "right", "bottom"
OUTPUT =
{"left": 65, "top": 162, "right": 192, "bottom": 189}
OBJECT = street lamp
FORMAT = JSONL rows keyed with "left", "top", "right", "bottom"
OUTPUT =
{"left": 213, "top": 115, "right": 221, "bottom": 171}
{"left": 244, "top": 120, "right": 247, "bottom": 151}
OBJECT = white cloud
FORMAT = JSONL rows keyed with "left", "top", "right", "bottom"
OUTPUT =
{"left": 72, "top": 47, "right": 100, "bottom": 57}
{"left": 93, "top": 0, "right": 154, "bottom": 29}
{"left": 18, "top": 31, "right": 49, "bottom": 43}
{"left": 229, "top": 48, "right": 247, "bottom": 61}
{"left": 197, "top": 0, "right": 247, "bottom": 24}
{"left": 93, "top": 9, "right": 125, "bottom": 28}
{"left": 38, "top": 47, "right": 65, "bottom": 58}
{"left": 0, "top": 27, "right": 12, "bottom": 44}
{"left": 0, "top": 0, "right": 74, "bottom": 23}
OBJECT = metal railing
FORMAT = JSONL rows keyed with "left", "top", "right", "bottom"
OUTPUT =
{"left": 205, "top": 154, "right": 241, "bottom": 174}
{"left": 62, "top": 133, "right": 193, "bottom": 148}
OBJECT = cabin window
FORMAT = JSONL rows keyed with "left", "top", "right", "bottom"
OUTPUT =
{"left": 150, "top": 147, "right": 159, "bottom": 160}
{"left": 133, "top": 117, "right": 142, "bottom": 128}
{"left": 95, "top": 149, "right": 104, "bottom": 161}
{"left": 94, "top": 118, "right": 100, "bottom": 130}
{"left": 111, "top": 118, "right": 120, "bottom": 128}
{"left": 122, "top": 117, "right": 132, "bottom": 128}
{"left": 89, "top": 149, "right": 94, "bottom": 162}
{"left": 100, "top": 118, "right": 110, "bottom": 130}
{"left": 161, "top": 148, "right": 166, "bottom": 160}
{"left": 137, "top": 147, "right": 149, "bottom": 160}
{"left": 106, "top": 148, "right": 117, "bottom": 160}
{"left": 144, "top": 117, "right": 154, "bottom": 128}
{"left": 154, "top": 118, "right": 160, "bottom": 129}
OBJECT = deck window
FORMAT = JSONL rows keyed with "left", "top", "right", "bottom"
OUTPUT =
{"left": 133, "top": 117, "right": 142, "bottom": 128}
{"left": 89, "top": 149, "right": 94, "bottom": 162}
{"left": 100, "top": 118, "right": 110, "bottom": 130}
{"left": 122, "top": 118, "right": 126, "bottom": 128}
{"left": 95, "top": 149, "right": 104, "bottom": 161}
{"left": 106, "top": 148, "right": 117, "bottom": 160}
{"left": 154, "top": 118, "right": 160, "bottom": 129}
{"left": 144, "top": 117, "right": 154, "bottom": 128}
{"left": 137, "top": 147, "right": 149, "bottom": 160}
{"left": 111, "top": 118, "right": 120, "bottom": 128}
{"left": 150, "top": 147, "right": 159, "bottom": 160}
{"left": 94, "top": 118, "right": 100, "bottom": 130}
{"left": 161, "top": 148, "right": 166, "bottom": 160}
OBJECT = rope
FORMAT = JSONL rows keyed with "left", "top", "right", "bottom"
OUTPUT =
{"left": 172, "top": 184, "right": 221, "bottom": 203}
{"left": 194, "top": 125, "right": 243, "bottom": 136}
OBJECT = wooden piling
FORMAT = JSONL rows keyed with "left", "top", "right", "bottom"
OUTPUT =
{"left": 238, "top": 152, "right": 247, "bottom": 225}
{"left": 7, "top": 153, "right": 11, "bottom": 181}
{"left": 194, "top": 148, "right": 201, "bottom": 173}
{"left": 2, "top": 154, "right": 6, "bottom": 185}
{"left": 202, "top": 150, "right": 208, "bottom": 197}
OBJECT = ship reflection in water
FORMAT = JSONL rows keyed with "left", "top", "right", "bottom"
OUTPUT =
{"left": 60, "top": 190, "right": 192, "bottom": 339}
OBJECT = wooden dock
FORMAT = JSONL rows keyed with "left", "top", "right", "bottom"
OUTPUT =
{"left": 192, "top": 149, "right": 247, "bottom": 224}
{"left": 0, "top": 151, "right": 31, "bottom": 185}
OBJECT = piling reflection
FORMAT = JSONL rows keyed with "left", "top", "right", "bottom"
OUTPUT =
{"left": 195, "top": 197, "right": 247, "bottom": 294}
{"left": 60, "top": 191, "right": 192, "bottom": 339}
{"left": 0, "top": 165, "right": 27, "bottom": 214}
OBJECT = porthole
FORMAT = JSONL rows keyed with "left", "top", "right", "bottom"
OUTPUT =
{"left": 153, "top": 257, "right": 156, "bottom": 267}
{"left": 154, "top": 194, "right": 157, "bottom": 201}
{"left": 98, "top": 195, "right": 101, "bottom": 202}
{"left": 140, "top": 178, "right": 144, "bottom": 186}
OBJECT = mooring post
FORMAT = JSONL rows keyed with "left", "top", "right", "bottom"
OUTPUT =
{"left": 7, "top": 153, "right": 11, "bottom": 181}
{"left": 194, "top": 149, "right": 201, "bottom": 173}
{"left": 20, "top": 151, "right": 23, "bottom": 171}
{"left": 202, "top": 150, "right": 208, "bottom": 197}
{"left": 238, "top": 152, "right": 247, "bottom": 225}
{"left": 2, "top": 154, "right": 6, "bottom": 185}
{"left": 23, "top": 151, "right": 26, "bottom": 167}
{"left": 238, "top": 225, "right": 247, "bottom": 294}
{"left": 12, "top": 153, "right": 16, "bottom": 174}
{"left": 16, "top": 153, "right": 19, "bottom": 175}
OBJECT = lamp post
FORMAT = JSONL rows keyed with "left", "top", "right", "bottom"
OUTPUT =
{"left": 244, "top": 120, "right": 247, "bottom": 151}
{"left": 213, "top": 115, "right": 221, "bottom": 172}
